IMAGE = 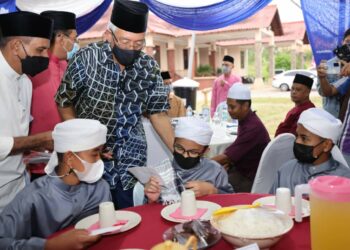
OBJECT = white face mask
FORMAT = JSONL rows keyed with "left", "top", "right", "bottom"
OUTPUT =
{"left": 72, "top": 153, "right": 104, "bottom": 183}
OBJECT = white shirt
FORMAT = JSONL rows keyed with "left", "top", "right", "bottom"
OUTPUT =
{"left": 0, "top": 51, "right": 32, "bottom": 211}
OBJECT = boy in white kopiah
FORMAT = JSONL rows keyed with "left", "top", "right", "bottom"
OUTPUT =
{"left": 0, "top": 119, "right": 111, "bottom": 250}
{"left": 145, "top": 117, "right": 234, "bottom": 203}
{"left": 270, "top": 108, "right": 350, "bottom": 195}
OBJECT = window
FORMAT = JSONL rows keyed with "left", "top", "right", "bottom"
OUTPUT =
{"left": 183, "top": 49, "right": 188, "bottom": 69}
{"left": 240, "top": 51, "right": 245, "bottom": 69}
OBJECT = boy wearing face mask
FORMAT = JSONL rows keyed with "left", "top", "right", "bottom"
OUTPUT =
{"left": 145, "top": 117, "right": 234, "bottom": 202}
{"left": 0, "top": 119, "right": 111, "bottom": 249}
{"left": 210, "top": 55, "right": 241, "bottom": 117}
{"left": 29, "top": 11, "right": 78, "bottom": 165}
{"left": 270, "top": 108, "right": 350, "bottom": 195}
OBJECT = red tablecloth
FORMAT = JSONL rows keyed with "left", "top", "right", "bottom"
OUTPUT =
{"left": 59, "top": 193, "right": 311, "bottom": 250}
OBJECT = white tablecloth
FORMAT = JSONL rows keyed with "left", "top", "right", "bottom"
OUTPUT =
{"left": 142, "top": 118, "right": 237, "bottom": 165}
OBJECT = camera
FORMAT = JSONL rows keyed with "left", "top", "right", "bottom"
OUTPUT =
{"left": 333, "top": 43, "right": 350, "bottom": 62}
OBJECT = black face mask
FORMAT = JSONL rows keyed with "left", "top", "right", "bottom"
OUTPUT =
{"left": 112, "top": 45, "right": 140, "bottom": 67}
{"left": 293, "top": 141, "right": 324, "bottom": 164}
{"left": 174, "top": 151, "right": 200, "bottom": 170}
{"left": 19, "top": 43, "right": 49, "bottom": 77}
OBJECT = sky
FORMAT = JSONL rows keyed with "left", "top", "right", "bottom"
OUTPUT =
{"left": 271, "top": 0, "right": 304, "bottom": 22}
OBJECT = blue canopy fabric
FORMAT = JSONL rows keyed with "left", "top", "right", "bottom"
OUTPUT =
{"left": 0, "top": 0, "right": 16, "bottom": 13}
{"left": 140, "top": 0, "right": 272, "bottom": 31}
{"left": 302, "top": 0, "right": 350, "bottom": 65}
{"left": 1, "top": 0, "right": 112, "bottom": 35}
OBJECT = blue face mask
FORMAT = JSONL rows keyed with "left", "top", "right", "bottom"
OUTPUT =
{"left": 66, "top": 42, "right": 79, "bottom": 60}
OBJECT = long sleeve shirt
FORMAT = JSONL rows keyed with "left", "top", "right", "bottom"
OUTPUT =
{"left": 0, "top": 175, "right": 111, "bottom": 250}
{"left": 210, "top": 73, "right": 241, "bottom": 117}
{"left": 173, "top": 158, "right": 234, "bottom": 194}
{"left": 270, "top": 157, "right": 350, "bottom": 195}
{"left": 0, "top": 51, "right": 32, "bottom": 212}
{"left": 224, "top": 110, "right": 270, "bottom": 181}
{"left": 275, "top": 100, "right": 315, "bottom": 137}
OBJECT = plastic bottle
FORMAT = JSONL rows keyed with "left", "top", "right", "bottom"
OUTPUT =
{"left": 221, "top": 106, "right": 228, "bottom": 124}
{"left": 186, "top": 106, "right": 193, "bottom": 117}
{"left": 202, "top": 106, "right": 210, "bottom": 122}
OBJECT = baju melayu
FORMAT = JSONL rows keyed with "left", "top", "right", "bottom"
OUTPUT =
{"left": 0, "top": 174, "right": 111, "bottom": 249}
{"left": 270, "top": 157, "right": 350, "bottom": 195}
{"left": 275, "top": 100, "right": 315, "bottom": 137}
{"left": 0, "top": 51, "right": 32, "bottom": 212}
{"left": 173, "top": 157, "right": 234, "bottom": 194}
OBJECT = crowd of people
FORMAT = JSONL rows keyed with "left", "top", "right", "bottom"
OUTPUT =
{"left": 1, "top": 0, "right": 350, "bottom": 249}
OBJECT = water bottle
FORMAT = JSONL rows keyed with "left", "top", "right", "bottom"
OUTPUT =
{"left": 220, "top": 106, "right": 228, "bottom": 125}
{"left": 186, "top": 106, "right": 193, "bottom": 117}
{"left": 213, "top": 111, "right": 220, "bottom": 125}
{"left": 202, "top": 106, "right": 210, "bottom": 122}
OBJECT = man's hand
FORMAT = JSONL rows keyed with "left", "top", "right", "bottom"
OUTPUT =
{"left": 340, "top": 60, "right": 350, "bottom": 76}
{"left": 220, "top": 80, "right": 227, "bottom": 86}
{"left": 45, "top": 229, "right": 100, "bottom": 250}
{"left": 144, "top": 176, "right": 161, "bottom": 203}
{"left": 317, "top": 60, "right": 328, "bottom": 79}
{"left": 185, "top": 181, "right": 218, "bottom": 197}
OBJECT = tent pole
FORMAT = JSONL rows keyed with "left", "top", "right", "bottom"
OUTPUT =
{"left": 187, "top": 32, "right": 196, "bottom": 79}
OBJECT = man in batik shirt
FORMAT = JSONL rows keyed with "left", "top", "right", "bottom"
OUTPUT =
{"left": 55, "top": 0, "right": 174, "bottom": 208}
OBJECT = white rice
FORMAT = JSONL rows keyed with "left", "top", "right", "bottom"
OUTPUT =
{"left": 217, "top": 208, "right": 287, "bottom": 238}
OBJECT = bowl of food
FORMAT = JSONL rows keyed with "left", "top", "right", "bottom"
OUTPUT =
{"left": 163, "top": 220, "right": 221, "bottom": 249}
{"left": 210, "top": 206, "right": 293, "bottom": 250}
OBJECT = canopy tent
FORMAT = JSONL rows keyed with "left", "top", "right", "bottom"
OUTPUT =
{"left": 140, "top": 0, "right": 272, "bottom": 31}
{"left": 301, "top": 0, "right": 350, "bottom": 65}
{"left": 0, "top": 0, "right": 112, "bottom": 35}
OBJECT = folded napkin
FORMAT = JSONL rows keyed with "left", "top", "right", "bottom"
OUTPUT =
{"left": 87, "top": 220, "right": 128, "bottom": 234}
{"left": 169, "top": 207, "right": 208, "bottom": 220}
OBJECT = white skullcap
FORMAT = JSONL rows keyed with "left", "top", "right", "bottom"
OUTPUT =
{"left": 227, "top": 83, "right": 251, "bottom": 100}
{"left": 175, "top": 117, "right": 213, "bottom": 146}
{"left": 298, "top": 108, "right": 348, "bottom": 168}
{"left": 45, "top": 119, "right": 107, "bottom": 174}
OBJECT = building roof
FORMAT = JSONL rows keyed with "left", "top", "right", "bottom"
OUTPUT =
{"left": 79, "top": 4, "right": 283, "bottom": 40}
{"left": 216, "top": 21, "right": 308, "bottom": 47}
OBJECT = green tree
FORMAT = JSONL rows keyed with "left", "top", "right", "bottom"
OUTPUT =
{"left": 275, "top": 50, "right": 291, "bottom": 70}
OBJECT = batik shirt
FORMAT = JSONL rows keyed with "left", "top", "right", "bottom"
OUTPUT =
{"left": 55, "top": 42, "right": 169, "bottom": 190}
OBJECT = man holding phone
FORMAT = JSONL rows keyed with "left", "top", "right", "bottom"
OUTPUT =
{"left": 317, "top": 28, "right": 350, "bottom": 120}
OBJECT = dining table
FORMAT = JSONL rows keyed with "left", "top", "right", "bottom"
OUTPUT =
{"left": 57, "top": 193, "right": 311, "bottom": 250}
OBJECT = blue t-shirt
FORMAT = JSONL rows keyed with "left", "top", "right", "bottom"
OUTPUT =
{"left": 337, "top": 78, "right": 350, "bottom": 95}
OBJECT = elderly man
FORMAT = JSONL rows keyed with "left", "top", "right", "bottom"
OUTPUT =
{"left": 275, "top": 74, "right": 315, "bottom": 137}
{"left": 161, "top": 71, "right": 186, "bottom": 118}
{"left": 0, "top": 119, "right": 111, "bottom": 249}
{"left": 0, "top": 12, "right": 53, "bottom": 211}
{"left": 212, "top": 84, "right": 270, "bottom": 192}
{"left": 29, "top": 11, "right": 78, "bottom": 178}
{"left": 210, "top": 55, "right": 241, "bottom": 117}
{"left": 271, "top": 108, "right": 350, "bottom": 195}
{"left": 55, "top": 0, "right": 173, "bottom": 208}
{"left": 145, "top": 117, "right": 234, "bottom": 203}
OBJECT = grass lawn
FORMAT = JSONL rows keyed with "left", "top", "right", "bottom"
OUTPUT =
{"left": 252, "top": 96, "right": 322, "bottom": 138}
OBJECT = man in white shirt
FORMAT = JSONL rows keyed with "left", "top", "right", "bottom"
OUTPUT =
{"left": 0, "top": 12, "right": 54, "bottom": 211}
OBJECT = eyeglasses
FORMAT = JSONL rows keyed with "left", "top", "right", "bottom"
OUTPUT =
{"left": 110, "top": 29, "right": 145, "bottom": 51}
{"left": 174, "top": 143, "right": 204, "bottom": 158}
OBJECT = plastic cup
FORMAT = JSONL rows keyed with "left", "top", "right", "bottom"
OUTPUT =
{"left": 275, "top": 187, "right": 292, "bottom": 215}
{"left": 99, "top": 201, "right": 116, "bottom": 228}
{"left": 180, "top": 190, "right": 197, "bottom": 216}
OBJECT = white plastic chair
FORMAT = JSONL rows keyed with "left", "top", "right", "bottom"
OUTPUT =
{"left": 251, "top": 133, "right": 296, "bottom": 194}
{"left": 133, "top": 181, "right": 145, "bottom": 206}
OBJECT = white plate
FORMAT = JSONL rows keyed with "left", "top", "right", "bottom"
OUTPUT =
{"left": 75, "top": 210, "right": 141, "bottom": 234}
{"left": 161, "top": 200, "right": 221, "bottom": 223}
{"left": 252, "top": 196, "right": 310, "bottom": 219}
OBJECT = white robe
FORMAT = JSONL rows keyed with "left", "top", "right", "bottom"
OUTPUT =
{"left": 0, "top": 51, "right": 32, "bottom": 211}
